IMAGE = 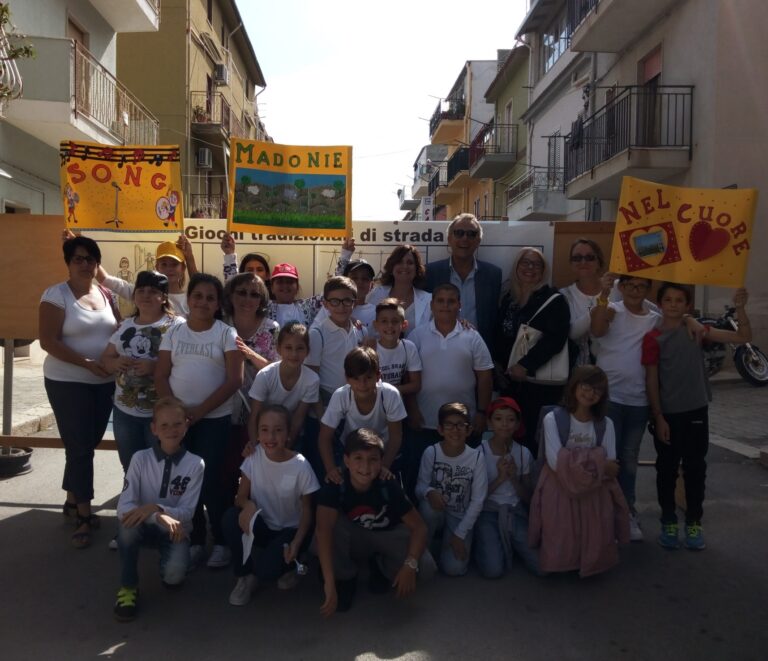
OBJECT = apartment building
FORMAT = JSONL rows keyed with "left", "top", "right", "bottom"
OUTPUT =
{"left": 519, "top": 0, "right": 768, "bottom": 342}
{"left": 116, "top": 0, "right": 268, "bottom": 219}
{"left": 422, "top": 59, "right": 497, "bottom": 221}
{"left": 0, "top": 0, "right": 160, "bottom": 215}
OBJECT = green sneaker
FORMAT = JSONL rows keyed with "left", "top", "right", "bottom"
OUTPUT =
{"left": 658, "top": 522, "right": 680, "bottom": 549}
{"left": 113, "top": 587, "right": 138, "bottom": 622}
{"left": 684, "top": 522, "right": 706, "bottom": 550}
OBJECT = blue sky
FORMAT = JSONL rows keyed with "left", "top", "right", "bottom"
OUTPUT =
{"left": 239, "top": 1, "right": 528, "bottom": 220}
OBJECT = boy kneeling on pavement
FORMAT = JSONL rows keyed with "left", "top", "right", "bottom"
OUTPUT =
{"left": 314, "top": 428, "right": 436, "bottom": 616}
{"left": 114, "top": 397, "right": 204, "bottom": 621}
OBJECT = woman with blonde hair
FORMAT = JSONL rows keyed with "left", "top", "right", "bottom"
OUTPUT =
{"left": 492, "top": 247, "right": 570, "bottom": 453}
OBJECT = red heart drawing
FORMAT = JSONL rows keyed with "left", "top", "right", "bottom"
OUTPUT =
{"left": 689, "top": 221, "right": 730, "bottom": 261}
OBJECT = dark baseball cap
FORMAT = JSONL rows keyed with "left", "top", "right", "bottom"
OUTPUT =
{"left": 135, "top": 270, "right": 169, "bottom": 293}
{"left": 343, "top": 259, "right": 375, "bottom": 279}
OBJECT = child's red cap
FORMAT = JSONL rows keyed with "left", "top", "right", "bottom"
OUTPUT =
{"left": 486, "top": 397, "right": 525, "bottom": 439}
{"left": 271, "top": 263, "right": 299, "bottom": 280}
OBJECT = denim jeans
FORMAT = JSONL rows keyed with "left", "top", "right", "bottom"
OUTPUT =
{"left": 606, "top": 401, "right": 649, "bottom": 511}
{"left": 184, "top": 415, "right": 231, "bottom": 546}
{"left": 474, "top": 508, "right": 541, "bottom": 577}
{"left": 221, "top": 506, "right": 297, "bottom": 580}
{"left": 44, "top": 378, "right": 114, "bottom": 502}
{"left": 118, "top": 521, "right": 189, "bottom": 587}
{"left": 418, "top": 500, "right": 473, "bottom": 576}
{"left": 112, "top": 407, "right": 155, "bottom": 473}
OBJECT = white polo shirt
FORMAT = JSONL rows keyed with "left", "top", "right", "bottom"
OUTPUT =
{"left": 410, "top": 321, "right": 494, "bottom": 430}
{"left": 305, "top": 317, "right": 367, "bottom": 396}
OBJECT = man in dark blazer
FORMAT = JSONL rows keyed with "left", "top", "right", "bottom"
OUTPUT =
{"left": 423, "top": 213, "right": 501, "bottom": 347}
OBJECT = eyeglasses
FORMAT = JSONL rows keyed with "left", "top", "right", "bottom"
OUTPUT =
{"left": 325, "top": 297, "right": 356, "bottom": 308}
{"left": 441, "top": 422, "right": 470, "bottom": 431}
{"left": 452, "top": 229, "right": 479, "bottom": 239}
{"left": 519, "top": 259, "right": 544, "bottom": 270}
{"left": 622, "top": 282, "right": 649, "bottom": 292}
{"left": 570, "top": 254, "right": 597, "bottom": 263}
{"left": 579, "top": 382, "right": 605, "bottom": 396}
{"left": 71, "top": 255, "right": 97, "bottom": 265}
{"left": 234, "top": 289, "right": 261, "bottom": 299}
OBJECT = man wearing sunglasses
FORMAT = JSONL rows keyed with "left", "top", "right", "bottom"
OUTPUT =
{"left": 423, "top": 213, "right": 501, "bottom": 347}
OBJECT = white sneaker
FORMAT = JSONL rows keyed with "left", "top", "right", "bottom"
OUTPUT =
{"left": 206, "top": 544, "right": 231, "bottom": 568}
{"left": 189, "top": 544, "right": 205, "bottom": 568}
{"left": 277, "top": 570, "right": 300, "bottom": 591}
{"left": 629, "top": 513, "right": 644, "bottom": 542}
{"left": 229, "top": 575, "right": 257, "bottom": 606}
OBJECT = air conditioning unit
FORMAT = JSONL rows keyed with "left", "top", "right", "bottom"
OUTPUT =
{"left": 214, "top": 63, "right": 230, "bottom": 86}
{"left": 197, "top": 147, "right": 213, "bottom": 169}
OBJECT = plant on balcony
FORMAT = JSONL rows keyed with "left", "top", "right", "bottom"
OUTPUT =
{"left": 192, "top": 104, "right": 209, "bottom": 122}
{"left": 0, "top": 3, "right": 35, "bottom": 112}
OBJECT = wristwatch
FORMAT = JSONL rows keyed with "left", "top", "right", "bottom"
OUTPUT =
{"left": 403, "top": 556, "right": 419, "bottom": 572}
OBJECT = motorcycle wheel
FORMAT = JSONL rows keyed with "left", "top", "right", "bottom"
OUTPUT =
{"left": 734, "top": 345, "right": 768, "bottom": 386}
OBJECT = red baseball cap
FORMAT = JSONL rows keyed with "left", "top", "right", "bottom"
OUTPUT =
{"left": 271, "top": 263, "right": 299, "bottom": 280}
{"left": 486, "top": 397, "right": 525, "bottom": 439}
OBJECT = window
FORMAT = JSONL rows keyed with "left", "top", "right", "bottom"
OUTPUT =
{"left": 541, "top": 12, "right": 568, "bottom": 74}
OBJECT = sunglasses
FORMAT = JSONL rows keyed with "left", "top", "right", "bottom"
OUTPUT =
{"left": 519, "top": 259, "right": 544, "bottom": 270}
{"left": 570, "top": 254, "right": 597, "bottom": 262}
{"left": 234, "top": 289, "right": 261, "bottom": 299}
{"left": 71, "top": 255, "right": 97, "bottom": 265}
{"left": 452, "top": 229, "right": 479, "bottom": 239}
{"left": 325, "top": 297, "right": 355, "bottom": 308}
{"left": 441, "top": 422, "right": 470, "bottom": 431}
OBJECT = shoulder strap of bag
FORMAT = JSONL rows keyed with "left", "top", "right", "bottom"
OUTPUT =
{"left": 527, "top": 293, "right": 561, "bottom": 326}
{"left": 553, "top": 406, "right": 571, "bottom": 447}
{"left": 594, "top": 417, "right": 607, "bottom": 447}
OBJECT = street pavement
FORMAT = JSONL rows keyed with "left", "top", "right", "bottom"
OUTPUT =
{"left": 1, "top": 358, "right": 767, "bottom": 660}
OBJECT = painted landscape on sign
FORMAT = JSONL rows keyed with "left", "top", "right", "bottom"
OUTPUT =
{"left": 232, "top": 168, "right": 346, "bottom": 230}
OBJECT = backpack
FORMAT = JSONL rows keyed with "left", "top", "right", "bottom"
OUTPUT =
{"left": 532, "top": 405, "right": 606, "bottom": 483}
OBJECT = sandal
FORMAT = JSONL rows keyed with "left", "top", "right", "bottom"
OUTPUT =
{"left": 63, "top": 501, "right": 77, "bottom": 519}
{"left": 71, "top": 514, "right": 99, "bottom": 549}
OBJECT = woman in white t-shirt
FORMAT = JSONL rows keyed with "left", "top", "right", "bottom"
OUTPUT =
{"left": 560, "top": 238, "right": 606, "bottom": 367}
{"left": 155, "top": 273, "right": 243, "bottom": 568}
{"left": 39, "top": 236, "right": 117, "bottom": 549}
{"left": 100, "top": 270, "right": 183, "bottom": 472}
{"left": 222, "top": 405, "right": 320, "bottom": 605}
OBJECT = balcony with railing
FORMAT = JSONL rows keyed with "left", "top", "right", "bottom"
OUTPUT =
{"left": 568, "top": 0, "right": 679, "bottom": 52}
{"left": 189, "top": 194, "right": 227, "bottom": 219}
{"left": 429, "top": 97, "right": 466, "bottom": 144}
{"left": 565, "top": 85, "right": 693, "bottom": 199}
{"left": 398, "top": 187, "right": 418, "bottom": 211}
{"left": 428, "top": 162, "right": 448, "bottom": 197}
{"left": 191, "top": 91, "right": 249, "bottom": 140}
{"left": 5, "top": 37, "right": 158, "bottom": 147}
{"left": 505, "top": 166, "right": 567, "bottom": 221}
{"left": 469, "top": 121, "right": 519, "bottom": 179}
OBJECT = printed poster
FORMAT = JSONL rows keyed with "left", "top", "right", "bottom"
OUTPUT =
{"left": 609, "top": 177, "right": 757, "bottom": 287}
{"left": 228, "top": 138, "right": 351, "bottom": 239}
{"left": 59, "top": 141, "right": 183, "bottom": 232}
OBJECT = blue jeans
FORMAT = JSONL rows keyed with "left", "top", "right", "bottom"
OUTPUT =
{"left": 474, "top": 508, "right": 541, "bottom": 578}
{"left": 607, "top": 401, "right": 649, "bottom": 511}
{"left": 184, "top": 415, "right": 231, "bottom": 546}
{"left": 112, "top": 407, "right": 155, "bottom": 472}
{"left": 418, "top": 500, "right": 473, "bottom": 576}
{"left": 118, "top": 521, "right": 189, "bottom": 587}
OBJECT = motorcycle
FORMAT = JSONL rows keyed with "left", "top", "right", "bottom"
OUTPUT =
{"left": 698, "top": 306, "right": 768, "bottom": 386}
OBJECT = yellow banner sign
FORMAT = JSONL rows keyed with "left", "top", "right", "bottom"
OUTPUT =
{"left": 59, "top": 141, "right": 183, "bottom": 233}
{"left": 609, "top": 177, "right": 757, "bottom": 287}
{"left": 228, "top": 139, "right": 351, "bottom": 238}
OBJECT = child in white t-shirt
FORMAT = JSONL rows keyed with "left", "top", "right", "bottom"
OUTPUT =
{"left": 474, "top": 397, "right": 540, "bottom": 578}
{"left": 319, "top": 347, "right": 406, "bottom": 485}
{"left": 373, "top": 298, "right": 422, "bottom": 395}
{"left": 222, "top": 405, "right": 320, "bottom": 606}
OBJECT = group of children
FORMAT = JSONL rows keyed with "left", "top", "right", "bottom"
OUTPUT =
{"left": 87, "top": 233, "right": 753, "bottom": 622}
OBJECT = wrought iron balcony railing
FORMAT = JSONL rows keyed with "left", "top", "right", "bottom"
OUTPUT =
{"left": 429, "top": 97, "right": 466, "bottom": 137}
{"left": 447, "top": 147, "right": 469, "bottom": 183}
{"left": 506, "top": 166, "right": 565, "bottom": 204}
{"left": 189, "top": 194, "right": 227, "bottom": 219}
{"left": 468, "top": 121, "right": 519, "bottom": 169}
{"left": 564, "top": 85, "right": 693, "bottom": 183}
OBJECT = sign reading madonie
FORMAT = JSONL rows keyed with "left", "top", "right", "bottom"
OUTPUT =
{"left": 228, "top": 138, "right": 352, "bottom": 239}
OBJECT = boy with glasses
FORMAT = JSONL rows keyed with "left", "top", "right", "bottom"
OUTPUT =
{"left": 306, "top": 276, "right": 367, "bottom": 402}
{"left": 424, "top": 213, "right": 501, "bottom": 347}
{"left": 415, "top": 402, "right": 488, "bottom": 576}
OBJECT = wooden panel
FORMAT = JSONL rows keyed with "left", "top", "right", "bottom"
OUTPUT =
{"left": 552, "top": 221, "right": 616, "bottom": 289}
{"left": 0, "top": 215, "right": 68, "bottom": 339}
